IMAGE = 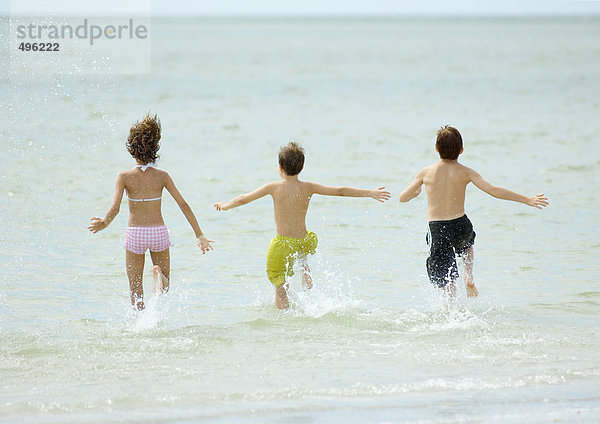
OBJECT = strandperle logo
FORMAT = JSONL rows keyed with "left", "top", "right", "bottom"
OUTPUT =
{"left": 9, "top": 15, "right": 151, "bottom": 74}
{"left": 15, "top": 18, "right": 148, "bottom": 45}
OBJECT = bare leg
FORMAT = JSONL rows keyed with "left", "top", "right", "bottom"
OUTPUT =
{"left": 275, "top": 284, "right": 290, "bottom": 310}
{"left": 462, "top": 247, "right": 478, "bottom": 298}
{"left": 299, "top": 257, "right": 313, "bottom": 290}
{"left": 442, "top": 280, "right": 456, "bottom": 311}
{"left": 126, "top": 250, "right": 145, "bottom": 310}
{"left": 150, "top": 249, "right": 170, "bottom": 294}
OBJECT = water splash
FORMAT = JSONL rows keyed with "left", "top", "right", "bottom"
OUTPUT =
{"left": 284, "top": 268, "right": 365, "bottom": 318}
{"left": 124, "top": 292, "right": 171, "bottom": 332}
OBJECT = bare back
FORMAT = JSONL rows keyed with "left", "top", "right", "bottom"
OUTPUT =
{"left": 120, "top": 167, "right": 168, "bottom": 227}
{"left": 422, "top": 160, "right": 471, "bottom": 221}
{"left": 271, "top": 179, "right": 313, "bottom": 238}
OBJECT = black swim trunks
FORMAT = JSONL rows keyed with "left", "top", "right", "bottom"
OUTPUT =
{"left": 426, "top": 214, "right": 476, "bottom": 288}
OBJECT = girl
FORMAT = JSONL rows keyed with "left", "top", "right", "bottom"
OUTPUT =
{"left": 88, "top": 113, "right": 213, "bottom": 310}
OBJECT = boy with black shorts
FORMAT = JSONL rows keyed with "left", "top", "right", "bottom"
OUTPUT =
{"left": 399, "top": 126, "right": 548, "bottom": 299}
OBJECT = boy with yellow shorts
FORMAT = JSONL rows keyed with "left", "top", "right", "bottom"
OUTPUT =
{"left": 266, "top": 231, "right": 319, "bottom": 288}
{"left": 215, "top": 142, "right": 390, "bottom": 309}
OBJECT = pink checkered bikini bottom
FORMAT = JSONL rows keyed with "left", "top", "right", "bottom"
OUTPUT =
{"left": 124, "top": 225, "right": 172, "bottom": 254}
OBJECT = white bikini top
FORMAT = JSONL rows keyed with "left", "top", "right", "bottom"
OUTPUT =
{"left": 128, "top": 195, "right": 161, "bottom": 202}
{"left": 127, "top": 161, "right": 162, "bottom": 202}
{"left": 136, "top": 162, "right": 157, "bottom": 172}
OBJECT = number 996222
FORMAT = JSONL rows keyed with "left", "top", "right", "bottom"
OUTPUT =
{"left": 18, "top": 42, "right": 60, "bottom": 52}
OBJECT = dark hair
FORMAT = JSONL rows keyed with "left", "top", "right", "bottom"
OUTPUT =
{"left": 436, "top": 125, "right": 463, "bottom": 160}
{"left": 278, "top": 142, "right": 305, "bottom": 176}
{"left": 126, "top": 113, "right": 161, "bottom": 164}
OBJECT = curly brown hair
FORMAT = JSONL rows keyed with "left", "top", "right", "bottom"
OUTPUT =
{"left": 126, "top": 113, "right": 161, "bottom": 164}
{"left": 278, "top": 142, "right": 305, "bottom": 176}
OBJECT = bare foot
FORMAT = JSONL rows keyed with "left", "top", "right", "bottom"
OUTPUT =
{"left": 275, "top": 285, "right": 290, "bottom": 310}
{"left": 466, "top": 282, "right": 479, "bottom": 298}
{"left": 152, "top": 265, "right": 169, "bottom": 295}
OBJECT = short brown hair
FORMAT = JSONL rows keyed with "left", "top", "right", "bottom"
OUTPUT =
{"left": 278, "top": 142, "right": 305, "bottom": 176}
{"left": 126, "top": 113, "right": 161, "bottom": 164}
{"left": 436, "top": 125, "right": 463, "bottom": 160}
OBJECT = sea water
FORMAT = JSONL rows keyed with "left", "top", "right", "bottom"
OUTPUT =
{"left": 1, "top": 17, "right": 599, "bottom": 423}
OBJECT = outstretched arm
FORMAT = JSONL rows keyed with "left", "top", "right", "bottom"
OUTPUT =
{"left": 214, "top": 182, "right": 277, "bottom": 211}
{"left": 399, "top": 170, "right": 424, "bottom": 202}
{"left": 468, "top": 169, "right": 549, "bottom": 209}
{"left": 165, "top": 174, "right": 214, "bottom": 253}
{"left": 309, "top": 183, "right": 391, "bottom": 202}
{"left": 88, "top": 173, "right": 125, "bottom": 233}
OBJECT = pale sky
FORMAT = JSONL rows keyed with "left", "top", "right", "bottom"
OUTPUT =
{"left": 8, "top": 0, "right": 600, "bottom": 16}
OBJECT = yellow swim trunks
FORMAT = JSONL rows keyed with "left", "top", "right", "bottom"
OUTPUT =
{"left": 266, "top": 231, "right": 318, "bottom": 287}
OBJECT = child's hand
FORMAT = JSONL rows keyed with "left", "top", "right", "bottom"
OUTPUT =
{"left": 371, "top": 186, "right": 391, "bottom": 203}
{"left": 88, "top": 217, "right": 107, "bottom": 233}
{"left": 196, "top": 235, "right": 215, "bottom": 254}
{"left": 527, "top": 193, "right": 549, "bottom": 209}
{"left": 214, "top": 202, "right": 228, "bottom": 211}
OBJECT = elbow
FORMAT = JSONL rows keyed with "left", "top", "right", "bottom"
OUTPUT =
{"left": 488, "top": 186, "right": 502, "bottom": 198}
{"left": 179, "top": 200, "right": 198, "bottom": 214}
{"left": 399, "top": 190, "right": 417, "bottom": 202}
{"left": 176, "top": 199, "right": 192, "bottom": 213}
{"left": 338, "top": 187, "right": 351, "bottom": 197}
